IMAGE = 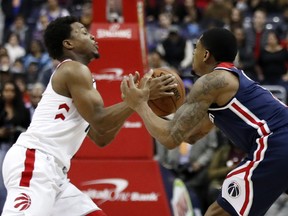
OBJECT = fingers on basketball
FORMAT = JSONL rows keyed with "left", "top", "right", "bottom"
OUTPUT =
{"left": 148, "top": 67, "right": 186, "bottom": 116}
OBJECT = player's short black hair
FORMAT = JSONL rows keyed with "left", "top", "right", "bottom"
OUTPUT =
{"left": 44, "top": 16, "right": 79, "bottom": 60}
{"left": 200, "top": 28, "right": 237, "bottom": 62}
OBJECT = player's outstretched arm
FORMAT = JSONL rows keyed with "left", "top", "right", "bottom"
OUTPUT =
{"left": 61, "top": 62, "right": 177, "bottom": 147}
{"left": 121, "top": 70, "right": 230, "bottom": 149}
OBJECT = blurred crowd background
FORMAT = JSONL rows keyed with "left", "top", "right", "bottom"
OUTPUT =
{"left": 1, "top": 0, "right": 288, "bottom": 215}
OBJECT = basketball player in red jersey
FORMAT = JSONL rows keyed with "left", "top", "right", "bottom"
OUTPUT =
{"left": 121, "top": 28, "right": 288, "bottom": 216}
{"left": 1, "top": 16, "right": 176, "bottom": 216}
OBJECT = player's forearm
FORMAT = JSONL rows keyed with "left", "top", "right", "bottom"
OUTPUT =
{"left": 88, "top": 126, "right": 122, "bottom": 147}
{"left": 88, "top": 102, "right": 133, "bottom": 146}
{"left": 136, "top": 103, "right": 179, "bottom": 149}
{"left": 91, "top": 101, "right": 134, "bottom": 135}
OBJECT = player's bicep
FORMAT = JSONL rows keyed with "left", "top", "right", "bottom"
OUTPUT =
{"left": 186, "top": 72, "right": 225, "bottom": 105}
{"left": 66, "top": 66, "right": 103, "bottom": 123}
{"left": 74, "top": 88, "right": 103, "bottom": 122}
{"left": 169, "top": 73, "right": 223, "bottom": 144}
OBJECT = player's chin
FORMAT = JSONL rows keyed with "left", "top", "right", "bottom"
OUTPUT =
{"left": 191, "top": 65, "right": 199, "bottom": 75}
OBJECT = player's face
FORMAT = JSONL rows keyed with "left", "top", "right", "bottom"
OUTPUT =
{"left": 192, "top": 38, "right": 206, "bottom": 76}
{"left": 69, "top": 22, "right": 100, "bottom": 60}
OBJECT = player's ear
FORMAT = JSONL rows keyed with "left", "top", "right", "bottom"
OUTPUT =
{"left": 63, "top": 39, "right": 73, "bottom": 50}
{"left": 203, "top": 50, "right": 211, "bottom": 61}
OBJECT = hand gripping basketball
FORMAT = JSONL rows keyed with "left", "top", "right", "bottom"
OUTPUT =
{"left": 148, "top": 67, "right": 186, "bottom": 116}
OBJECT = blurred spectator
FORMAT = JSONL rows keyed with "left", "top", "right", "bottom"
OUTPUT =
{"left": 67, "top": 0, "right": 89, "bottom": 18}
{"left": 158, "top": 0, "right": 185, "bottom": 24}
{"left": 14, "top": 74, "right": 30, "bottom": 104}
{"left": 32, "top": 14, "right": 50, "bottom": 46}
{"left": 282, "top": 31, "right": 288, "bottom": 50}
{"left": 4, "top": 32, "right": 26, "bottom": 64}
{"left": 182, "top": 0, "right": 200, "bottom": 21}
{"left": 106, "top": 0, "right": 124, "bottom": 23}
{"left": 156, "top": 128, "right": 218, "bottom": 213}
{"left": 26, "top": 0, "right": 50, "bottom": 28}
{"left": 10, "top": 58, "right": 25, "bottom": 75}
{"left": 146, "top": 12, "right": 174, "bottom": 51}
{"left": 79, "top": 1, "right": 93, "bottom": 29}
{"left": 201, "top": 0, "right": 233, "bottom": 29}
{"left": 278, "top": 0, "right": 288, "bottom": 9}
{"left": 234, "top": 0, "right": 249, "bottom": 14}
{"left": 1, "top": 0, "right": 32, "bottom": 30}
{"left": 0, "top": 45, "right": 8, "bottom": 57}
{"left": 38, "top": 0, "right": 70, "bottom": 23}
{"left": 206, "top": 140, "right": 246, "bottom": 207}
{"left": 225, "top": 7, "right": 244, "bottom": 31}
{"left": 247, "top": 0, "right": 264, "bottom": 13}
{"left": 23, "top": 39, "right": 52, "bottom": 72}
{"left": 244, "top": 8, "right": 270, "bottom": 60}
{"left": 257, "top": 31, "right": 288, "bottom": 97}
{"left": 148, "top": 50, "right": 170, "bottom": 69}
{"left": 181, "top": 0, "right": 202, "bottom": 40}
{"left": 37, "top": 59, "right": 58, "bottom": 87}
{"left": 0, "top": 80, "right": 30, "bottom": 214}
{"left": 244, "top": 8, "right": 270, "bottom": 81}
{"left": 0, "top": 54, "right": 11, "bottom": 73}
{"left": 195, "top": 0, "right": 211, "bottom": 12}
{"left": 145, "top": 0, "right": 160, "bottom": 23}
{"left": 3, "top": 14, "right": 32, "bottom": 50}
{"left": 25, "top": 62, "right": 40, "bottom": 89}
{"left": 275, "top": 6, "right": 288, "bottom": 41}
{"left": 0, "top": 53, "right": 12, "bottom": 89}
{"left": 156, "top": 25, "right": 193, "bottom": 72}
{"left": 247, "top": 0, "right": 280, "bottom": 14}
{"left": 233, "top": 26, "right": 257, "bottom": 81}
{"left": 26, "top": 82, "right": 45, "bottom": 119}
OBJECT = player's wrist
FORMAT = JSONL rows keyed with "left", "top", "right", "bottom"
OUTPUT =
{"left": 134, "top": 102, "right": 151, "bottom": 115}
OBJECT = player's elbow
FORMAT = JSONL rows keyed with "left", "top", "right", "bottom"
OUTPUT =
{"left": 97, "top": 133, "right": 116, "bottom": 147}
{"left": 88, "top": 128, "right": 116, "bottom": 147}
{"left": 161, "top": 139, "right": 180, "bottom": 150}
{"left": 96, "top": 140, "right": 111, "bottom": 148}
{"left": 165, "top": 144, "right": 177, "bottom": 150}
{"left": 92, "top": 136, "right": 115, "bottom": 148}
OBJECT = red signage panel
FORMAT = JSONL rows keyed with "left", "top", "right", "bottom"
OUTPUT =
{"left": 75, "top": 113, "right": 153, "bottom": 159}
{"left": 69, "top": 160, "right": 172, "bottom": 216}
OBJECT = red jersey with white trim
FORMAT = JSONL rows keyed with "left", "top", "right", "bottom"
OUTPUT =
{"left": 208, "top": 62, "right": 288, "bottom": 153}
{"left": 15, "top": 59, "right": 94, "bottom": 170}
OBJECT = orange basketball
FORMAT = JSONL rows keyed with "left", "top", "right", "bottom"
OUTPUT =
{"left": 148, "top": 67, "right": 186, "bottom": 116}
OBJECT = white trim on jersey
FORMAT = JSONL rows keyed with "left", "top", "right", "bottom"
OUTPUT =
{"left": 209, "top": 98, "right": 271, "bottom": 137}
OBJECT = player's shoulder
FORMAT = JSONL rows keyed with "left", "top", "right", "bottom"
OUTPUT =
{"left": 58, "top": 60, "right": 90, "bottom": 74}
{"left": 52, "top": 60, "right": 93, "bottom": 97}
{"left": 55, "top": 60, "right": 92, "bottom": 83}
{"left": 191, "top": 69, "right": 238, "bottom": 100}
{"left": 197, "top": 69, "right": 232, "bottom": 87}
